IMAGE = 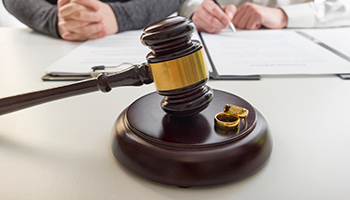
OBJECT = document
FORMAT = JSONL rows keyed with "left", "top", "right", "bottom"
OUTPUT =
{"left": 44, "top": 30, "right": 204, "bottom": 80}
{"left": 200, "top": 29, "right": 350, "bottom": 76}
{"left": 45, "top": 30, "right": 150, "bottom": 77}
{"left": 44, "top": 28, "right": 350, "bottom": 81}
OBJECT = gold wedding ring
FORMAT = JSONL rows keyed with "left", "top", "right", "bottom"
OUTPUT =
{"left": 214, "top": 104, "right": 249, "bottom": 131}
{"left": 224, "top": 104, "right": 249, "bottom": 118}
{"left": 215, "top": 112, "right": 240, "bottom": 131}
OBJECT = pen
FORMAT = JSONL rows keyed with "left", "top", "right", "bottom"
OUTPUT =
{"left": 213, "top": 0, "right": 236, "bottom": 33}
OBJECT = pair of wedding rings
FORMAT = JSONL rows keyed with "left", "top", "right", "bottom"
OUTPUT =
{"left": 215, "top": 104, "right": 249, "bottom": 131}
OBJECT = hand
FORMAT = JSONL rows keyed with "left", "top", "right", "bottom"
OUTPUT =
{"left": 192, "top": 0, "right": 236, "bottom": 33}
{"left": 232, "top": 2, "right": 288, "bottom": 30}
{"left": 57, "top": 0, "right": 118, "bottom": 41}
{"left": 57, "top": 0, "right": 104, "bottom": 40}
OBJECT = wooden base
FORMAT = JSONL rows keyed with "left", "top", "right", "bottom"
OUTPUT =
{"left": 111, "top": 89, "right": 272, "bottom": 187}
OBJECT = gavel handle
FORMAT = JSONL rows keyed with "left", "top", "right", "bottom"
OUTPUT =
{"left": 0, "top": 63, "right": 153, "bottom": 116}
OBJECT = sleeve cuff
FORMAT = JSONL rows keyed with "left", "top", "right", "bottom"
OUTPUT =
{"left": 281, "top": 3, "right": 315, "bottom": 28}
{"left": 52, "top": 10, "right": 61, "bottom": 38}
{"left": 178, "top": 0, "right": 203, "bottom": 19}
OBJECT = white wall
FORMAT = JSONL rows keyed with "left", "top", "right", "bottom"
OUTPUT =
{"left": 0, "top": 0, "right": 27, "bottom": 27}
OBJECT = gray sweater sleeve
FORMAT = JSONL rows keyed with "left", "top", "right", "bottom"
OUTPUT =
{"left": 3, "top": 0, "right": 59, "bottom": 38}
{"left": 3, "top": 0, "right": 181, "bottom": 38}
{"left": 109, "top": 0, "right": 181, "bottom": 32}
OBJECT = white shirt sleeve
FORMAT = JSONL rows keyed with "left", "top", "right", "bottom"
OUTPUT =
{"left": 178, "top": 0, "right": 204, "bottom": 19}
{"left": 281, "top": 0, "right": 350, "bottom": 28}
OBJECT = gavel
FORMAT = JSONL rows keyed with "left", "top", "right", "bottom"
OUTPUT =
{"left": 0, "top": 16, "right": 213, "bottom": 117}
{"left": 1, "top": 17, "right": 273, "bottom": 187}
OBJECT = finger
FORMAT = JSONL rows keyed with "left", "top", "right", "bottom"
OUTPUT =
{"left": 236, "top": 11, "right": 251, "bottom": 29}
{"left": 193, "top": 14, "right": 218, "bottom": 33}
{"left": 232, "top": 6, "right": 245, "bottom": 26}
{"left": 57, "top": 0, "right": 70, "bottom": 9}
{"left": 61, "top": 29, "right": 106, "bottom": 41}
{"left": 59, "top": 4, "right": 102, "bottom": 23}
{"left": 193, "top": 3, "right": 227, "bottom": 32}
{"left": 246, "top": 14, "right": 262, "bottom": 30}
{"left": 71, "top": 22, "right": 105, "bottom": 36}
{"left": 59, "top": 3, "right": 90, "bottom": 18}
{"left": 61, "top": 31, "right": 89, "bottom": 41}
{"left": 71, "top": 0, "right": 99, "bottom": 11}
{"left": 224, "top": 5, "right": 237, "bottom": 20}
{"left": 68, "top": 10, "right": 102, "bottom": 22}
{"left": 202, "top": 0, "right": 230, "bottom": 27}
{"left": 232, "top": 12, "right": 242, "bottom": 28}
{"left": 58, "top": 19, "right": 90, "bottom": 31}
{"left": 193, "top": 11, "right": 223, "bottom": 33}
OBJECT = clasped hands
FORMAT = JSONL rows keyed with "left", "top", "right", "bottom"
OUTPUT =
{"left": 192, "top": 0, "right": 288, "bottom": 33}
{"left": 57, "top": 0, "right": 118, "bottom": 41}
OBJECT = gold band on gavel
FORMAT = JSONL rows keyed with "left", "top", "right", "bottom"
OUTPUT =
{"left": 148, "top": 49, "right": 209, "bottom": 91}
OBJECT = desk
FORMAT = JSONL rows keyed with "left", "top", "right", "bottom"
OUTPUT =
{"left": 1, "top": 27, "right": 350, "bottom": 200}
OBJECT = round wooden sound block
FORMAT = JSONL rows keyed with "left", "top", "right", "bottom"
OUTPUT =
{"left": 111, "top": 89, "right": 272, "bottom": 187}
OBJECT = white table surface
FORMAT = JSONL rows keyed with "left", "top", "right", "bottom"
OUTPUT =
{"left": 1, "top": 27, "right": 350, "bottom": 200}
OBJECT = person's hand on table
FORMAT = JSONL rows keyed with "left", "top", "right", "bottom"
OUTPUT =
{"left": 57, "top": 0, "right": 118, "bottom": 41}
{"left": 191, "top": 0, "right": 236, "bottom": 33}
{"left": 232, "top": 2, "right": 288, "bottom": 30}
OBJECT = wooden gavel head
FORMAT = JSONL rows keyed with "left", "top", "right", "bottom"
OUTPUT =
{"left": 141, "top": 16, "right": 213, "bottom": 117}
